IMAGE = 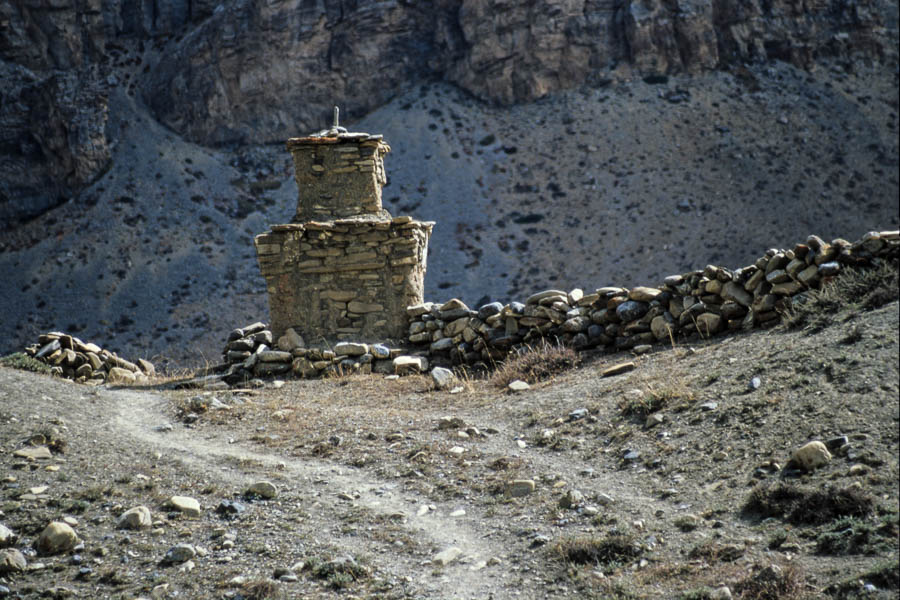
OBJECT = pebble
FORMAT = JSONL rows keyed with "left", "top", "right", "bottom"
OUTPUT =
{"left": 12, "top": 446, "right": 52, "bottom": 460}
{"left": 596, "top": 493, "right": 615, "bottom": 505}
{"left": 748, "top": 376, "right": 762, "bottom": 390}
{"left": 558, "top": 489, "right": 584, "bottom": 509}
{"left": 508, "top": 380, "right": 530, "bottom": 391}
{"left": 645, "top": 413, "right": 665, "bottom": 428}
{"left": 699, "top": 402, "right": 718, "bottom": 411}
{"left": 709, "top": 586, "right": 733, "bottom": 600}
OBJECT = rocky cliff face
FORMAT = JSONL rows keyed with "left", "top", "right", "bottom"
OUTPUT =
{"left": 0, "top": 0, "right": 894, "bottom": 224}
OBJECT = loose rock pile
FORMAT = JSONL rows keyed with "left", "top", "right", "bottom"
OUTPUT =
{"left": 23, "top": 332, "right": 155, "bottom": 384}
{"left": 407, "top": 231, "right": 899, "bottom": 365}
{"left": 218, "top": 322, "right": 423, "bottom": 385}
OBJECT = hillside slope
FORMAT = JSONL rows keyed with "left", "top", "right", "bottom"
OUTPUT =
{"left": 0, "top": 293, "right": 896, "bottom": 599}
{"left": 0, "top": 58, "right": 897, "bottom": 367}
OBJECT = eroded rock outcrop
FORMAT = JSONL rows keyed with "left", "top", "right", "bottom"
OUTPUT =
{"left": 0, "top": 0, "right": 892, "bottom": 222}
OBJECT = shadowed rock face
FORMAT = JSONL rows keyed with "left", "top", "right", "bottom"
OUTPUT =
{"left": 0, "top": 0, "right": 893, "bottom": 224}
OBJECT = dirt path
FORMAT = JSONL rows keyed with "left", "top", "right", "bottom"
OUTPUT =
{"left": 108, "top": 386, "right": 507, "bottom": 599}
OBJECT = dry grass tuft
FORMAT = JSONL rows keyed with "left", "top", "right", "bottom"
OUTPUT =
{"left": 554, "top": 534, "right": 643, "bottom": 567}
{"left": 743, "top": 482, "right": 875, "bottom": 525}
{"left": 732, "top": 563, "right": 807, "bottom": 600}
{"left": 782, "top": 259, "right": 899, "bottom": 331}
{"left": 240, "top": 578, "right": 282, "bottom": 600}
{"left": 491, "top": 342, "right": 579, "bottom": 387}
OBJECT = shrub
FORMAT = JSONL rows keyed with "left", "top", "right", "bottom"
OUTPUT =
{"left": 815, "top": 514, "right": 898, "bottom": 555}
{"left": 241, "top": 579, "right": 282, "bottom": 600}
{"left": 304, "top": 554, "right": 369, "bottom": 590}
{"left": 732, "top": 564, "right": 806, "bottom": 600}
{"left": 824, "top": 559, "right": 899, "bottom": 599}
{"left": 553, "top": 534, "right": 643, "bottom": 567}
{"left": 491, "top": 342, "right": 579, "bottom": 387}
{"left": 743, "top": 483, "right": 875, "bottom": 525}
{"left": 0, "top": 352, "right": 51, "bottom": 374}
{"left": 782, "top": 259, "right": 899, "bottom": 331}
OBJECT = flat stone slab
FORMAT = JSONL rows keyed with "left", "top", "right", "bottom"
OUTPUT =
{"left": 601, "top": 362, "right": 636, "bottom": 377}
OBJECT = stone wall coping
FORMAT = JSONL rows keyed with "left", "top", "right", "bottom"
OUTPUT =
{"left": 286, "top": 133, "right": 385, "bottom": 150}
{"left": 268, "top": 219, "right": 434, "bottom": 233}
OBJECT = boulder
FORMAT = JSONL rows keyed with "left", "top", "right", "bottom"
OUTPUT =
{"left": 34, "top": 521, "right": 79, "bottom": 555}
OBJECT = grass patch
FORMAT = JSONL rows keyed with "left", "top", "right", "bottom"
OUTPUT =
{"left": 621, "top": 379, "right": 696, "bottom": 416}
{"left": 824, "top": 559, "right": 900, "bottom": 599}
{"left": 240, "top": 579, "right": 282, "bottom": 600}
{"left": 732, "top": 564, "right": 806, "bottom": 600}
{"left": 815, "top": 514, "right": 898, "bottom": 555}
{"left": 303, "top": 554, "right": 370, "bottom": 590}
{"left": 0, "top": 352, "right": 51, "bottom": 374}
{"left": 491, "top": 342, "right": 579, "bottom": 387}
{"left": 782, "top": 259, "right": 899, "bottom": 331}
{"left": 553, "top": 534, "right": 643, "bottom": 567}
{"left": 743, "top": 483, "right": 875, "bottom": 525}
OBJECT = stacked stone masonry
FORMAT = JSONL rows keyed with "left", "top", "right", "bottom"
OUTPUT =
{"left": 407, "top": 231, "right": 899, "bottom": 367}
{"left": 255, "top": 127, "right": 433, "bottom": 345}
{"left": 255, "top": 216, "right": 432, "bottom": 343}
{"left": 286, "top": 134, "right": 391, "bottom": 222}
{"left": 218, "top": 322, "right": 428, "bottom": 385}
{"left": 231, "top": 230, "right": 897, "bottom": 382}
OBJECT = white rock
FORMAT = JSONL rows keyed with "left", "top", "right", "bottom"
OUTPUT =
{"left": 164, "top": 544, "right": 196, "bottom": 564}
{"left": 117, "top": 506, "right": 152, "bottom": 530}
{"left": 431, "top": 367, "right": 456, "bottom": 390}
{"left": 0, "top": 523, "right": 16, "bottom": 547}
{"left": 508, "top": 380, "right": 530, "bottom": 392}
{"left": 393, "top": 355, "right": 428, "bottom": 374}
{"left": 432, "top": 546, "right": 463, "bottom": 566}
{"left": 246, "top": 481, "right": 278, "bottom": 499}
{"left": 334, "top": 342, "right": 368, "bottom": 356}
{"left": 791, "top": 441, "right": 832, "bottom": 471}
{"left": 168, "top": 496, "right": 201, "bottom": 517}
{"left": 505, "top": 480, "right": 535, "bottom": 497}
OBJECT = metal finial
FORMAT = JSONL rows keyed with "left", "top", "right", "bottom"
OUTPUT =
{"left": 333, "top": 106, "right": 339, "bottom": 129}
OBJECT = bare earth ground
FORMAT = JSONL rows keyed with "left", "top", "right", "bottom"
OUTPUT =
{"left": 0, "top": 296, "right": 897, "bottom": 598}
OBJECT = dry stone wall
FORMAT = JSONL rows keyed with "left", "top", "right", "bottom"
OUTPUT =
{"left": 408, "top": 231, "right": 899, "bottom": 366}
{"left": 218, "top": 230, "right": 897, "bottom": 386}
